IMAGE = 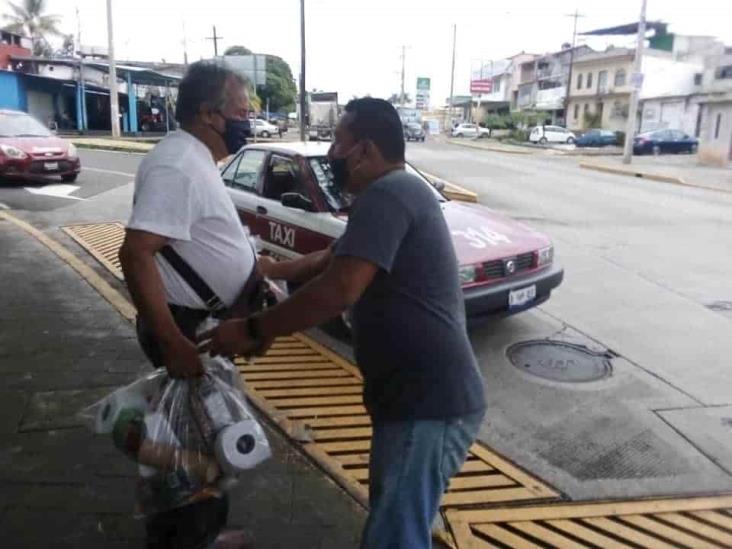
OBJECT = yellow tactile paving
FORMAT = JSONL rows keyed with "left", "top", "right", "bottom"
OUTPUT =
{"left": 239, "top": 333, "right": 560, "bottom": 510}
{"left": 445, "top": 495, "right": 732, "bottom": 549}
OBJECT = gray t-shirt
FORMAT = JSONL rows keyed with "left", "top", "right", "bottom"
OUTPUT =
{"left": 335, "top": 169, "right": 486, "bottom": 420}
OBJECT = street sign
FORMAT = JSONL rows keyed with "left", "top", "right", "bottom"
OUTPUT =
{"left": 417, "top": 77, "right": 431, "bottom": 91}
{"left": 470, "top": 79, "right": 492, "bottom": 93}
{"left": 416, "top": 77, "right": 431, "bottom": 110}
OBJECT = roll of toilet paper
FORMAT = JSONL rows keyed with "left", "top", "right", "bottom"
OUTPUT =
{"left": 95, "top": 390, "right": 148, "bottom": 434}
{"left": 214, "top": 420, "right": 271, "bottom": 476}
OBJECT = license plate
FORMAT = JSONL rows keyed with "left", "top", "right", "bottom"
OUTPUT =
{"left": 44, "top": 162, "right": 59, "bottom": 171}
{"left": 508, "top": 285, "right": 537, "bottom": 309}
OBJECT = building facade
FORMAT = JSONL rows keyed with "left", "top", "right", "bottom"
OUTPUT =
{"left": 515, "top": 45, "right": 594, "bottom": 124}
{"left": 566, "top": 48, "right": 634, "bottom": 132}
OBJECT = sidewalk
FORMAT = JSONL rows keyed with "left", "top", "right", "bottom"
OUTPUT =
{"left": 580, "top": 154, "right": 732, "bottom": 193}
{"left": 0, "top": 215, "right": 364, "bottom": 548}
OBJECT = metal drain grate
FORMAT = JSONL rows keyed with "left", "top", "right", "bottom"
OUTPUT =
{"left": 62, "top": 222, "right": 126, "bottom": 280}
{"left": 446, "top": 495, "right": 732, "bottom": 548}
{"left": 240, "top": 335, "right": 559, "bottom": 510}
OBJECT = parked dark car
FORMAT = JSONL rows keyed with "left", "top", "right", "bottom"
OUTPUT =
{"left": 404, "top": 122, "right": 426, "bottom": 142}
{"left": 633, "top": 129, "right": 699, "bottom": 155}
{"left": 576, "top": 129, "right": 620, "bottom": 148}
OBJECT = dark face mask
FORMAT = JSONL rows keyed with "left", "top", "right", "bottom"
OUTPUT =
{"left": 330, "top": 143, "right": 360, "bottom": 192}
{"left": 218, "top": 118, "right": 250, "bottom": 155}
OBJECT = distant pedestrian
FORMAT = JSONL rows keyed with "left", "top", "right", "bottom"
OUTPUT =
{"left": 200, "top": 97, "right": 487, "bottom": 548}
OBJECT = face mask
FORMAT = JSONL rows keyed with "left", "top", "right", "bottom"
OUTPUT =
{"left": 223, "top": 118, "right": 251, "bottom": 154}
{"left": 214, "top": 115, "right": 250, "bottom": 155}
{"left": 330, "top": 143, "right": 360, "bottom": 192}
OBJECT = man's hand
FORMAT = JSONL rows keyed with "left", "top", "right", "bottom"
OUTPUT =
{"left": 198, "top": 319, "right": 272, "bottom": 359}
{"left": 162, "top": 336, "right": 204, "bottom": 378}
{"left": 257, "top": 255, "right": 278, "bottom": 278}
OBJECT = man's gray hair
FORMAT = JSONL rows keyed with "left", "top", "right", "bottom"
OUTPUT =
{"left": 175, "top": 61, "right": 249, "bottom": 125}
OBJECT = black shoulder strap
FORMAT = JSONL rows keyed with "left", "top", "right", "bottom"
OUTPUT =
{"left": 159, "top": 245, "right": 226, "bottom": 312}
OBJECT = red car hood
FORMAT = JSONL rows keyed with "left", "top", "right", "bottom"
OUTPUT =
{"left": 441, "top": 201, "right": 551, "bottom": 265}
{"left": 1, "top": 136, "right": 70, "bottom": 155}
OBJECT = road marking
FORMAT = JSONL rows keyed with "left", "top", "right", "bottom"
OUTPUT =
{"left": 82, "top": 166, "right": 135, "bottom": 177}
{"left": 24, "top": 184, "right": 84, "bottom": 200}
{"left": 0, "top": 202, "right": 9, "bottom": 210}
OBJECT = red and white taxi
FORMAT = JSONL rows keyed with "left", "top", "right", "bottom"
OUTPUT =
{"left": 0, "top": 109, "right": 81, "bottom": 182}
{"left": 221, "top": 142, "right": 563, "bottom": 322}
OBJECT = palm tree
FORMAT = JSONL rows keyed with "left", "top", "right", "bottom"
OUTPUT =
{"left": 3, "top": 0, "right": 63, "bottom": 56}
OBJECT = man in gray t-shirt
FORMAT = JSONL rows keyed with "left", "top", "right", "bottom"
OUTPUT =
{"left": 202, "top": 98, "right": 486, "bottom": 548}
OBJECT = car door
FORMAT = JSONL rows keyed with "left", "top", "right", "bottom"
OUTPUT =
{"left": 258, "top": 153, "right": 336, "bottom": 258}
{"left": 222, "top": 148, "right": 268, "bottom": 236}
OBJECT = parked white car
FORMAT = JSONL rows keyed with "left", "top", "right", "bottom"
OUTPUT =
{"left": 251, "top": 119, "right": 279, "bottom": 138}
{"left": 529, "top": 125, "right": 577, "bottom": 144}
{"left": 452, "top": 123, "right": 490, "bottom": 138}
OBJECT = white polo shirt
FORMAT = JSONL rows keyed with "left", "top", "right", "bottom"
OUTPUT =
{"left": 128, "top": 129, "right": 255, "bottom": 309}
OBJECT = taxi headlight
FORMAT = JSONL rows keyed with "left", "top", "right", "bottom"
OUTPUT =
{"left": 459, "top": 265, "right": 478, "bottom": 285}
{"left": 537, "top": 245, "right": 554, "bottom": 266}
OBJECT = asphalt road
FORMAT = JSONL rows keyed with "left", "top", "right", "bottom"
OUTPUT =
{"left": 0, "top": 149, "right": 139, "bottom": 211}
{"left": 10, "top": 145, "right": 732, "bottom": 500}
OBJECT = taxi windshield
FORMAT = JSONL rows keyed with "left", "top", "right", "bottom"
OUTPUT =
{"left": 308, "top": 156, "right": 446, "bottom": 212}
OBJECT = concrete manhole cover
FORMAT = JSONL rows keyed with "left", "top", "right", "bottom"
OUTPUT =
{"left": 507, "top": 340, "right": 613, "bottom": 383}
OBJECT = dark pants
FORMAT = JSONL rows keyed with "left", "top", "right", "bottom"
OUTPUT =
{"left": 361, "top": 410, "right": 485, "bottom": 548}
{"left": 145, "top": 494, "right": 229, "bottom": 549}
{"left": 136, "top": 305, "right": 228, "bottom": 548}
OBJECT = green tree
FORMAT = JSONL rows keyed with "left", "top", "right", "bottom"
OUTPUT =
{"left": 2, "top": 0, "right": 62, "bottom": 56}
{"left": 223, "top": 45, "right": 252, "bottom": 56}
{"left": 224, "top": 45, "right": 296, "bottom": 112}
{"left": 55, "top": 33, "right": 74, "bottom": 57}
{"left": 258, "top": 55, "right": 297, "bottom": 112}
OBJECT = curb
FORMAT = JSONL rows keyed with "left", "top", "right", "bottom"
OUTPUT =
{"left": 580, "top": 162, "right": 686, "bottom": 185}
{"left": 71, "top": 141, "right": 153, "bottom": 154}
{"left": 419, "top": 169, "right": 479, "bottom": 203}
{"left": 579, "top": 162, "right": 732, "bottom": 194}
{"left": 446, "top": 139, "right": 534, "bottom": 155}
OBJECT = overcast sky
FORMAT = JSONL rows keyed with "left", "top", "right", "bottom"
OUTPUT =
{"left": 6, "top": 0, "right": 732, "bottom": 108}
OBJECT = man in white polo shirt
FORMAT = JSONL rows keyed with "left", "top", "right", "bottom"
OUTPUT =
{"left": 119, "top": 61, "right": 254, "bottom": 549}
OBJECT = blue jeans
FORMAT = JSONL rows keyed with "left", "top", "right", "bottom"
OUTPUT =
{"left": 361, "top": 410, "right": 485, "bottom": 549}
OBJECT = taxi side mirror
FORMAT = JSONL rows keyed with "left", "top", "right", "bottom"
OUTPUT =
{"left": 281, "top": 192, "right": 313, "bottom": 212}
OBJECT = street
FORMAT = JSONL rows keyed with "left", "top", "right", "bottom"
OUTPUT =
{"left": 4, "top": 143, "right": 732, "bottom": 504}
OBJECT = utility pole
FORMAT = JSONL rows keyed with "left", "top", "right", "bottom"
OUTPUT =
{"left": 75, "top": 6, "right": 87, "bottom": 133}
{"left": 106, "top": 0, "right": 120, "bottom": 137}
{"left": 564, "top": 9, "right": 584, "bottom": 127}
{"left": 447, "top": 24, "right": 456, "bottom": 131}
{"left": 206, "top": 25, "right": 223, "bottom": 57}
{"left": 623, "top": 0, "right": 647, "bottom": 164}
{"left": 400, "top": 45, "right": 406, "bottom": 106}
{"left": 182, "top": 19, "right": 189, "bottom": 66}
{"left": 299, "top": 0, "right": 307, "bottom": 141}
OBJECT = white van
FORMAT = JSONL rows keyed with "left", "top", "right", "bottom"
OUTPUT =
{"left": 529, "top": 125, "right": 577, "bottom": 144}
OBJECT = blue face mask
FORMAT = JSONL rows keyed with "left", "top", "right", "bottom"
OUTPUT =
{"left": 222, "top": 118, "right": 250, "bottom": 154}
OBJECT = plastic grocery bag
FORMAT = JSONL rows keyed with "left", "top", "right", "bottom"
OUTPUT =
{"left": 80, "top": 352, "right": 271, "bottom": 516}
